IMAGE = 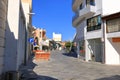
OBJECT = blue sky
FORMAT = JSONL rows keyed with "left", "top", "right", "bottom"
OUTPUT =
{"left": 32, "top": 0, "right": 75, "bottom": 41}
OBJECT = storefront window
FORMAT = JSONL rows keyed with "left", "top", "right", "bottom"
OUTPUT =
{"left": 106, "top": 18, "right": 120, "bottom": 33}
{"left": 87, "top": 15, "right": 101, "bottom": 32}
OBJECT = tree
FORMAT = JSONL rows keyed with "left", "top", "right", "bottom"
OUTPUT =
{"left": 65, "top": 41, "right": 72, "bottom": 52}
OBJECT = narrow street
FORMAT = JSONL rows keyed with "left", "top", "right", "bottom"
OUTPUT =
{"left": 20, "top": 50, "right": 120, "bottom": 80}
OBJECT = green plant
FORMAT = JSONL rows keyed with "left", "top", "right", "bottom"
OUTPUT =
{"left": 65, "top": 41, "right": 72, "bottom": 52}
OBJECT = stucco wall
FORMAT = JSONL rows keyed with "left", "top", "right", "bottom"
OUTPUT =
{"left": 86, "top": 30, "right": 102, "bottom": 39}
{"left": 17, "top": 11, "right": 26, "bottom": 69}
{"left": 5, "top": 0, "right": 27, "bottom": 71}
{"left": 105, "top": 38, "right": 120, "bottom": 65}
{"left": 95, "top": 0, "right": 102, "bottom": 15}
{"left": 76, "top": 20, "right": 85, "bottom": 41}
{"left": 85, "top": 40, "right": 91, "bottom": 61}
{"left": 22, "top": 2, "right": 32, "bottom": 62}
{"left": 4, "top": 0, "right": 20, "bottom": 71}
{"left": 102, "top": 0, "right": 120, "bottom": 16}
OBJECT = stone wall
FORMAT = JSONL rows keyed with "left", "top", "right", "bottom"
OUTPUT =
{"left": 0, "top": 0, "right": 8, "bottom": 78}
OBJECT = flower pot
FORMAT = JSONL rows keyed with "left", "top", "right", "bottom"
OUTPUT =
{"left": 34, "top": 50, "right": 50, "bottom": 61}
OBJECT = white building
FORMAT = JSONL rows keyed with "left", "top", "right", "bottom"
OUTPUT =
{"left": 4, "top": 0, "right": 26, "bottom": 72}
{"left": 53, "top": 32, "right": 62, "bottom": 42}
{"left": 72, "top": 0, "right": 120, "bottom": 65}
{"left": 21, "top": 0, "right": 33, "bottom": 64}
{"left": 102, "top": 12, "right": 120, "bottom": 65}
{"left": 4, "top": 0, "right": 33, "bottom": 74}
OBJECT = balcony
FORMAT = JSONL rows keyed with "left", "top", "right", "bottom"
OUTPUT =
{"left": 72, "top": 5, "right": 96, "bottom": 27}
{"left": 72, "top": 0, "right": 82, "bottom": 12}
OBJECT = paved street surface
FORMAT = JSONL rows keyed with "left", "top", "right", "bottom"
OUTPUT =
{"left": 20, "top": 50, "right": 120, "bottom": 80}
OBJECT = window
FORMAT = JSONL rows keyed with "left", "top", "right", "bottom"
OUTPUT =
{"left": 107, "top": 18, "right": 120, "bottom": 33}
{"left": 90, "top": 0, "right": 95, "bottom": 6}
{"left": 79, "top": 4, "right": 82, "bottom": 10}
{"left": 86, "top": 0, "right": 95, "bottom": 6}
{"left": 86, "top": 0, "right": 90, "bottom": 6}
{"left": 87, "top": 15, "right": 101, "bottom": 32}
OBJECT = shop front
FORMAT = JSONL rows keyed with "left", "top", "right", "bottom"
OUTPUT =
{"left": 87, "top": 39, "right": 103, "bottom": 62}
{"left": 102, "top": 12, "right": 120, "bottom": 64}
{"left": 86, "top": 15, "right": 103, "bottom": 62}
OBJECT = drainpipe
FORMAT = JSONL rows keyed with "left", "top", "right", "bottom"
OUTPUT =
{"left": 102, "top": 20, "right": 106, "bottom": 64}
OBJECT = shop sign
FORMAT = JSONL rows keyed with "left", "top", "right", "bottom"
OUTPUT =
{"left": 112, "top": 37, "right": 120, "bottom": 42}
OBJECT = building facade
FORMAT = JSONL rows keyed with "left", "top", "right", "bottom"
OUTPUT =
{"left": 21, "top": 0, "right": 33, "bottom": 64}
{"left": 0, "top": 0, "right": 33, "bottom": 78}
{"left": 1, "top": 1, "right": 33, "bottom": 78}
{"left": 102, "top": 12, "right": 120, "bottom": 64}
{"left": 72, "top": 0, "right": 120, "bottom": 65}
{"left": 4, "top": 0, "right": 26, "bottom": 72}
{"left": 0, "top": 0, "right": 8, "bottom": 78}
{"left": 32, "top": 28, "right": 46, "bottom": 50}
{"left": 33, "top": 28, "right": 46, "bottom": 42}
{"left": 53, "top": 32, "right": 62, "bottom": 42}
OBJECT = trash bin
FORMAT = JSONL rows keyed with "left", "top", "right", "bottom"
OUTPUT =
{"left": 5, "top": 71, "right": 19, "bottom": 80}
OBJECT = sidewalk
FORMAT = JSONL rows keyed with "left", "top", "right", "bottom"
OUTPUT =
{"left": 19, "top": 55, "right": 38, "bottom": 80}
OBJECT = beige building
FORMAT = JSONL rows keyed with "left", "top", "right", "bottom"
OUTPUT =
{"left": 53, "top": 32, "right": 62, "bottom": 42}
{"left": 32, "top": 28, "right": 46, "bottom": 46}
{"left": 33, "top": 28, "right": 46, "bottom": 41}
{"left": 0, "top": 0, "right": 8, "bottom": 78}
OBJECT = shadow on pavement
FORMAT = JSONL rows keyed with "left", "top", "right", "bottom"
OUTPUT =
{"left": 20, "top": 70, "right": 58, "bottom": 80}
{"left": 96, "top": 75, "right": 120, "bottom": 80}
{"left": 19, "top": 54, "right": 58, "bottom": 80}
{"left": 62, "top": 52, "right": 77, "bottom": 58}
{"left": 37, "top": 75, "right": 58, "bottom": 80}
